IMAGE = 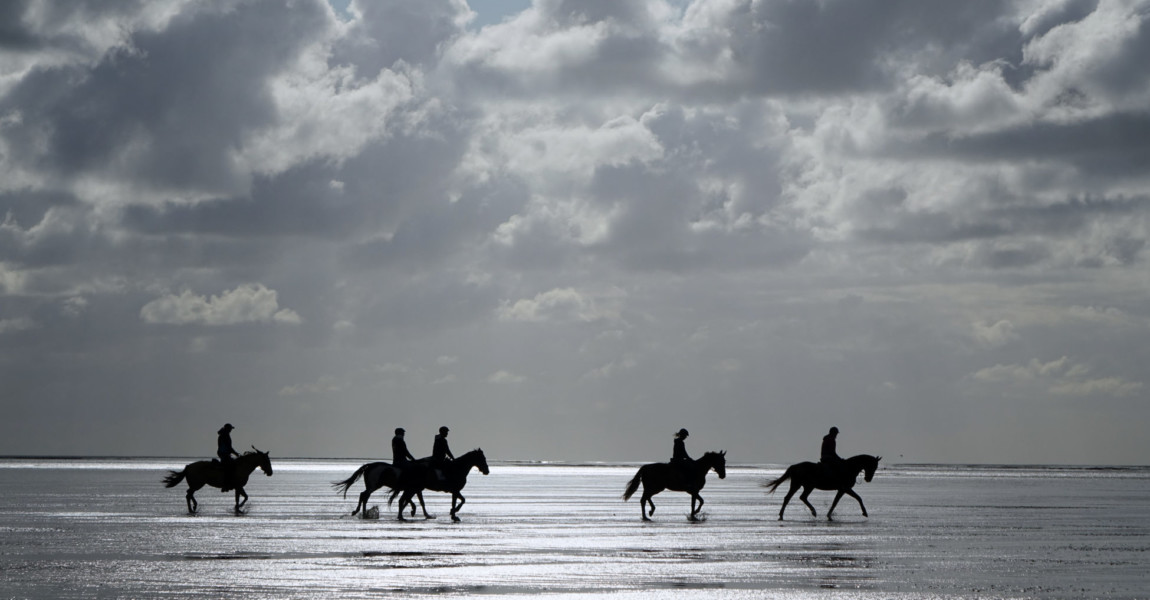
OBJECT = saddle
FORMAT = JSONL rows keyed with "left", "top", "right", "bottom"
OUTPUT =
{"left": 819, "top": 461, "right": 849, "bottom": 483}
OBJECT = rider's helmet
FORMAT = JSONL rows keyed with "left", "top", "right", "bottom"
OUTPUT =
{"left": 676, "top": 428, "right": 689, "bottom": 438}
{"left": 439, "top": 426, "right": 449, "bottom": 434}
{"left": 395, "top": 427, "right": 405, "bottom": 435}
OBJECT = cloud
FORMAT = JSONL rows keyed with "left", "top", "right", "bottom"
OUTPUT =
{"left": 278, "top": 375, "right": 345, "bottom": 397}
{"left": 488, "top": 370, "right": 526, "bottom": 384}
{"left": 972, "top": 319, "right": 1018, "bottom": 347}
{"left": 498, "top": 287, "right": 623, "bottom": 323}
{"left": 1049, "top": 377, "right": 1143, "bottom": 398}
{"left": 972, "top": 357, "right": 1072, "bottom": 384}
{"left": 971, "top": 356, "right": 1142, "bottom": 398}
{"left": 140, "top": 283, "right": 301, "bottom": 326}
{"left": 0, "top": 316, "right": 34, "bottom": 334}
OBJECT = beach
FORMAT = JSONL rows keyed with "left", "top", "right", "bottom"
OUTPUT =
{"left": 1, "top": 459, "right": 1147, "bottom": 598}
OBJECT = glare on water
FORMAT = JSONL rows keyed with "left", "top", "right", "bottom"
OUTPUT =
{"left": 1, "top": 459, "right": 1147, "bottom": 598}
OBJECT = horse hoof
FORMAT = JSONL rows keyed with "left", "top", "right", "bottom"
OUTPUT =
{"left": 451, "top": 515, "right": 461, "bottom": 523}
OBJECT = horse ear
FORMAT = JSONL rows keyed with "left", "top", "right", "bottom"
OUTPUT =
{"left": 875, "top": 455, "right": 882, "bottom": 462}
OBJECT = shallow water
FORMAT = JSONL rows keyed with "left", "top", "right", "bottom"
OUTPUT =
{"left": 1, "top": 459, "right": 1147, "bottom": 598}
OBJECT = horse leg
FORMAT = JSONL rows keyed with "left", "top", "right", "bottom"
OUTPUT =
{"left": 640, "top": 492, "right": 653, "bottom": 521}
{"left": 779, "top": 483, "right": 798, "bottom": 520}
{"left": 845, "top": 489, "right": 868, "bottom": 517}
{"left": 689, "top": 493, "right": 704, "bottom": 521}
{"left": 451, "top": 493, "right": 465, "bottom": 522}
{"left": 799, "top": 486, "right": 817, "bottom": 518}
{"left": 417, "top": 492, "right": 434, "bottom": 519}
{"left": 397, "top": 491, "right": 415, "bottom": 521}
{"left": 355, "top": 489, "right": 372, "bottom": 517}
{"left": 186, "top": 485, "right": 200, "bottom": 514}
{"left": 235, "top": 488, "right": 248, "bottom": 514}
{"left": 827, "top": 490, "right": 845, "bottom": 521}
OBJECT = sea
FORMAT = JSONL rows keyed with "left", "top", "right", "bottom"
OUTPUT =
{"left": 0, "top": 458, "right": 1147, "bottom": 599}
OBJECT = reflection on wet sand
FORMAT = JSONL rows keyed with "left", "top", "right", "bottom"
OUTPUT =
{"left": 0, "top": 460, "right": 1147, "bottom": 598}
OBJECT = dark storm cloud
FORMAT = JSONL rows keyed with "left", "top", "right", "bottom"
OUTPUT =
{"left": 912, "top": 113, "right": 1150, "bottom": 178}
{"left": 856, "top": 193, "right": 1149, "bottom": 245}
{"left": 332, "top": 0, "right": 467, "bottom": 72}
{"left": 0, "top": 2, "right": 37, "bottom": 50}
{"left": 721, "top": 0, "right": 1019, "bottom": 94}
{"left": 2, "top": 0, "right": 329, "bottom": 191}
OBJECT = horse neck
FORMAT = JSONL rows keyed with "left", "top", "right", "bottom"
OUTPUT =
{"left": 453, "top": 451, "right": 482, "bottom": 472}
{"left": 695, "top": 453, "right": 720, "bottom": 472}
{"left": 844, "top": 454, "right": 872, "bottom": 475}
{"left": 234, "top": 453, "right": 263, "bottom": 475}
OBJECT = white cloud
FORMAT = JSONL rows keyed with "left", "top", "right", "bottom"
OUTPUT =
{"left": 972, "top": 319, "right": 1019, "bottom": 347}
{"left": 972, "top": 357, "right": 1071, "bottom": 384}
{"left": 0, "top": 317, "right": 34, "bottom": 334}
{"left": 488, "top": 370, "right": 526, "bottom": 384}
{"left": 278, "top": 375, "right": 345, "bottom": 397}
{"left": 972, "top": 356, "right": 1142, "bottom": 398}
{"left": 497, "top": 287, "right": 624, "bottom": 323}
{"left": 1049, "top": 377, "right": 1143, "bottom": 398}
{"left": 140, "top": 284, "right": 301, "bottom": 326}
{"left": 61, "top": 296, "right": 89, "bottom": 317}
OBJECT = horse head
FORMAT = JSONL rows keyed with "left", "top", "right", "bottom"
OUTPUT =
{"left": 703, "top": 450, "right": 727, "bottom": 479}
{"left": 251, "top": 445, "right": 273, "bottom": 477}
{"left": 472, "top": 448, "right": 490, "bottom": 475}
{"left": 863, "top": 455, "right": 881, "bottom": 482}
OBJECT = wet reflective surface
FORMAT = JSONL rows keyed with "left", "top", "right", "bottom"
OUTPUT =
{"left": 1, "top": 459, "right": 1147, "bottom": 598}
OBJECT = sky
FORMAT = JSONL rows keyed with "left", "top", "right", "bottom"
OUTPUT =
{"left": 1, "top": 0, "right": 1149, "bottom": 465}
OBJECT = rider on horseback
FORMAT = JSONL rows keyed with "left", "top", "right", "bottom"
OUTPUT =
{"left": 671, "top": 428, "right": 692, "bottom": 472}
{"left": 217, "top": 423, "right": 240, "bottom": 491}
{"left": 432, "top": 426, "right": 454, "bottom": 463}
{"left": 430, "top": 426, "right": 454, "bottom": 481}
{"left": 820, "top": 426, "right": 844, "bottom": 478}
{"left": 392, "top": 428, "right": 416, "bottom": 465}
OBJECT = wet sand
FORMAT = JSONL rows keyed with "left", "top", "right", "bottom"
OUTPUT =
{"left": 1, "top": 459, "right": 1147, "bottom": 598}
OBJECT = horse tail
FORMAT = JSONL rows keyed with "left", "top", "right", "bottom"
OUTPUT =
{"left": 162, "top": 470, "right": 186, "bottom": 488}
{"left": 622, "top": 467, "right": 644, "bottom": 501}
{"left": 762, "top": 466, "right": 793, "bottom": 494}
{"left": 331, "top": 464, "right": 369, "bottom": 498}
{"left": 387, "top": 486, "right": 402, "bottom": 508}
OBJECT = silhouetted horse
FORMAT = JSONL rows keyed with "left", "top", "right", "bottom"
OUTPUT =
{"left": 387, "top": 449, "right": 490, "bottom": 522}
{"left": 162, "top": 447, "right": 273, "bottom": 514}
{"left": 622, "top": 451, "right": 726, "bottom": 521}
{"left": 763, "top": 454, "right": 881, "bottom": 521}
{"left": 332, "top": 461, "right": 412, "bottom": 518}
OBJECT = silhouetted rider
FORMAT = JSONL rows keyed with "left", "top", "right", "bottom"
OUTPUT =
{"left": 217, "top": 423, "right": 239, "bottom": 491}
{"left": 820, "top": 426, "right": 843, "bottom": 475}
{"left": 392, "top": 427, "right": 416, "bottom": 465}
{"left": 671, "top": 428, "right": 692, "bottom": 471}
{"left": 432, "top": 426, "right": 454, "bottom": 465}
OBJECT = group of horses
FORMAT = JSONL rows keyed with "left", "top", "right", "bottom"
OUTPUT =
{"left": 162, "top": 447, "right": 882, "bottom": 522}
